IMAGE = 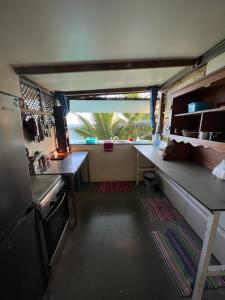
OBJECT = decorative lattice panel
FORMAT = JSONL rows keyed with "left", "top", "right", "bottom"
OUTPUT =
{"left": 20, "top": 79, "right": 55, "bottom": 125}
{"left": 40, "top": 90, "right": 55, "bottom": 125}
{"left": 20, "top": 81, "right": 41, "bottom": 109}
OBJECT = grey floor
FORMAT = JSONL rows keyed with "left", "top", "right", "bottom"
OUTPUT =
{"left": 44, "top": 183, "right": 225, "bottom": 300}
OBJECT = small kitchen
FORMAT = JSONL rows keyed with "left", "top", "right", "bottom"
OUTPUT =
{"left": 0, "top": 73, "right": 153, "bottom": 300}
{"left": 2, "top": 2, "right": 225, "bottom": 300}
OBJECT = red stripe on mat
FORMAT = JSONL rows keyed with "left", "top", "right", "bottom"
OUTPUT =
{"left": 142, "top": 196, "right": 183, "bottom": 223}
{"left": 97, "top": 181, "right": 132, "bottom": 192}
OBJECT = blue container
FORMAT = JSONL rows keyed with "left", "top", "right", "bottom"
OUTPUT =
{"left": 188, "top": 102, "right": 209, "bottom": 113}
{"left": 86, "top": 137, "right": 97, "bottom": 144}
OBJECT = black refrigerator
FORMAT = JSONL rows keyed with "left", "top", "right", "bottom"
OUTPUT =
{"left": 0, "top": 93, "right": 46, "bottom": 300}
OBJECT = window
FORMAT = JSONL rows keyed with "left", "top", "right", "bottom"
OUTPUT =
{"left": 67, "top": 93, "right": 160, "bottom": 144}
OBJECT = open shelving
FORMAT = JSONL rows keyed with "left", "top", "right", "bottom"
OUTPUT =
{"left": 20, "top": 108, "right": 52, "bottom": 116}
{"left": 168, "top": 66, "right": 225, "bottom": 152}
{"left": 174, "top": 107, "right": 225, "bottom": 117}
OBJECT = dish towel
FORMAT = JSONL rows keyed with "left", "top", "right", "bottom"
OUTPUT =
{"left": 104, "top": 141, "right": 113, "bottom": 152}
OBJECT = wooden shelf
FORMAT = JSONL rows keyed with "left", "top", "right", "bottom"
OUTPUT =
{"left": 20, "top": 108, "right": 52, "bottom": 116}
{"left": 169, "top": 134, "right": 225, "bottom": 153}
{"left": 175, "top": 107, "right": 225, "bottom": 117}
{"left": 139, "top": 167, "right": 155, "bottom": 171}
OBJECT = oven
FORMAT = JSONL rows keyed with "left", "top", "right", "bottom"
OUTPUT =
{"left": 35, "top": 177, "right": 70, "bottom": 272}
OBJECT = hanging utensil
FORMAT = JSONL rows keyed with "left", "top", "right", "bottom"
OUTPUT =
{"left": 37, "top": 117, "right": 44, "bottom": 141}
{"left": 27, "top": 117, "right": 37, "bottom": 142}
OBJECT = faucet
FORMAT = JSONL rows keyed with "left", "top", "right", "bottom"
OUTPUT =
{"left": 112, "top": 136, "right": 119, "bottom": 142}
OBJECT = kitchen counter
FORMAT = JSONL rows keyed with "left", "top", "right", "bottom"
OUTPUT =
{"left": 134, "top": 145, "right": 225, "bottom": 212}
{"left": 30, "top": 174, "right": 61, "bottom": 203}
{"left": 36, "top": 151, "right": 89, "bottom": 176}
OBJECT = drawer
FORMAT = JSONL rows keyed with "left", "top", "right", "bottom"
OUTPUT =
{"left": 219, "top": 212, "right": 225, "bottom": 231}
{"left": 186, "top": 191, "right": 225, "bottom": 232}
{"left": 214, "top": 227, "right": 225, "bottom": 264}
{"left": 184, "top": 201, "right": 208, "bottom": 240}
{"left": 156, "top": 170, "right": 225, "bottom": 264}
{"left": 185, "top": 202, "right": 225, "bottom": 264}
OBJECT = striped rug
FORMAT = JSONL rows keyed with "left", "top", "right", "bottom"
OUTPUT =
{"left": 142, "top": 196, "right": 183, "bottom": 223}
{"left": 96, "top": 181, "right": 132, "bottom": 192}
{"left": 151, "top": 227, "right": 225, "bottom": 296}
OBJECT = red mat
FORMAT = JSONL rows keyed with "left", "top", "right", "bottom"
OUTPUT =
{"left": 97, "top": 181, "right": 132, "bottom": 192}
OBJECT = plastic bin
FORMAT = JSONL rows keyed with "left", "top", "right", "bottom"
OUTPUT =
{"left": 144, "top": 172, "right": 156, "bottom": 190}
{"left": 86, "top": 137, "right": 97, "bottom": 144}
{"left": 188, "top": 102, "right": 209, "bottom": 113}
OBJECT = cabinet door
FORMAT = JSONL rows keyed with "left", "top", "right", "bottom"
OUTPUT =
{"left": 219, "top": 212, "right": 225, "bottom": 231}
{"left": 184, "top": 200, "right": 225, "bottom": 264}
{"left": 184, "top": 201, "right": 208, "bottom": 240}
{"left": 156, "top": 170, "right": 187, "bottom": 215}
{"left": 0, "top": 208, "right": 46, "bottom": 300}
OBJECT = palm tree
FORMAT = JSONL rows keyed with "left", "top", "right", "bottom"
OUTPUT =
{"left": 74, "top": 112, "right": 152, "bottom": 140}
{"left": 116, "top": 113, "right": 152, "bottom": 139}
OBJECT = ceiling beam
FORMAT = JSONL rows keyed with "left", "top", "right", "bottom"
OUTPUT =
{"left": 13, "top": 58, "right": 197, "bottom": 75}
{"left": 64, "top": 86, "right": 156, "bottom": 99}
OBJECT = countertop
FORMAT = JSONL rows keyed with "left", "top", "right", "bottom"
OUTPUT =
{"left": 30, "top": 174, "right": 61, "bottom": 203}
{"left": 70, "top": 141, "right": 151, "bottom": 145}
{"left": 36, "top": 151, "right": 88, "bottom": 176}
{"left": 134, "top": 145, "right": 225, "bottom": 212}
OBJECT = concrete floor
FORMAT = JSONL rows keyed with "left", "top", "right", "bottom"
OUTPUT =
{"left": 44, "top": 183, "right": 225, "bottom": 300}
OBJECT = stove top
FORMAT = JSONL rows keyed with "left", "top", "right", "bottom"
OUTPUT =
{"left": 30, "top": 175, "right": 62, "bottom": 204}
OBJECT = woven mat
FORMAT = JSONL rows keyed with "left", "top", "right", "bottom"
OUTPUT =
{"left": 96, "top": 181, "right": 132, "bottom": 192}
{"left": 142, "top": 196, "right": 183, "bottom": 223}
{"left": 151, "top": 227, "right": 225, "bottom": 296}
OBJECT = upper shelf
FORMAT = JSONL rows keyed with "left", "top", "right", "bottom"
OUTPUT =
{"left": 175, "top": 107, "right": 225, "bottom": 117}
{"left": 20, "top": 108, "right": 52, "bottom": 116}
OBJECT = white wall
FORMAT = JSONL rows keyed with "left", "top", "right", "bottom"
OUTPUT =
{"left": 0, "top": 60, "right": 21, "bottom": 97}
{"left": 71, "top": 144, "right": 153, "bottom": 182}
{"left": 206, "top": 52, "right": 225, "bottom": 75}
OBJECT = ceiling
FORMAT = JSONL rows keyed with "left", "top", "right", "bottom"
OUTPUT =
{"left": 28, "top": 67, "right": 183, "bottom": 91}
{"left": 1, "top": 0, "right": 225, "bottom": 91}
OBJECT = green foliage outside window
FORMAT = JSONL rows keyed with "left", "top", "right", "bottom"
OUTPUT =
{"left": 74, "top": 112, "right": 152, "bottom": 140}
